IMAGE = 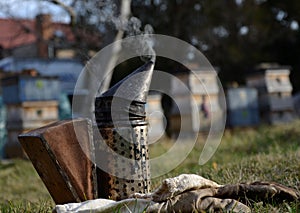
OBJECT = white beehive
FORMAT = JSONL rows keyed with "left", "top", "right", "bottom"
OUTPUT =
{"left": 169, "top": 68, "right": 224, "bottom": 136}
{"left": 246, "top": 65, "right": 295, "bottom": 124}
{"left": 146, "top": 93, "right": 166, "bottom": 142}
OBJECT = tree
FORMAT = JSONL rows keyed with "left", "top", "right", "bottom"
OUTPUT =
{"left": 131, "top": 0, "right": 300, "bottom": 91}
{"left": 2, "top": 0, "right": 300, "bottom": 91}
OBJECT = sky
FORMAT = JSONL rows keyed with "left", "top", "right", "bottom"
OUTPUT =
{"left": 0, "top": 0, "right": 71, "bottom": 23}
{"left": 0, "top": 0, "right": 298, "bottom": 31}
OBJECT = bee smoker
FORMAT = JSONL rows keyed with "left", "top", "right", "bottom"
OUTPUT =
{"left": 94, "top": 61, "right": 154, "bottom": 200}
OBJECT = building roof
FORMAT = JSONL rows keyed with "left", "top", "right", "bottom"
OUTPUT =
{"left": 0, "top": 18, "right": 35, "bottom": 49}
{"left": 0, "top": 17, "right": 76, "bottom": 49}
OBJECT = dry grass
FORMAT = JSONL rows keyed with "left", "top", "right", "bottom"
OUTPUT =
{"left": 1, "top": 120, "right": 300, "bottom": 212}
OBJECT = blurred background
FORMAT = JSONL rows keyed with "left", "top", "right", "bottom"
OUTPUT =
{"left": 0, "top": 0, "right": 300, "bottom": 87}
{"left": 0, "top": 0, "right": 300, "bottom": 157}
{"left": 0, "top": 1, "right": 300, "bottom": 212}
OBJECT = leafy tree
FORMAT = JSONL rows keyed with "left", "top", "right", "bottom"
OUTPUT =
{"left": 131, "top": 0, "right": 300, "bottom": 91}
{"left": 2, "top": 0, "right": 300, "bottom": 91}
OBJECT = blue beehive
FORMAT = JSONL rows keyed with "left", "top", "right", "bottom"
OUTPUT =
{"left": 2, "top": 75, "right": 60, "bottom": 104}
{"left": 0, "top": 97, "right": 6, "bottom": 158}
{"left": 227, "top": 87, "right": 260, "bottom": 127}
{"left": 1, "top": 74, "right": 61, "bottom": 158}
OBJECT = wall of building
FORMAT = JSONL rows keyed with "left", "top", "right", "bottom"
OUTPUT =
{"left": 11, "top": 43, "right": 38, "bottom": 58}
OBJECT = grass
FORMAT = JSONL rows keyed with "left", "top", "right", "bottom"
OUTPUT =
{"left": 1, "top": 120, "right": 300, "bottom": 212}
{"left": 0, "top": 159, "right": 54, "bottom": 212}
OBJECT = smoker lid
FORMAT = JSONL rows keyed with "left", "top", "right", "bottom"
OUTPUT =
{"left": 99, "top": 60, "right": 154, "bottom": 103}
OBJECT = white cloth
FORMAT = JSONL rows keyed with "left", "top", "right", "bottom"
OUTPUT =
{"left": 55, "top": 198, "right": 153, "bottom": 213}
{"left": 55, "top": 174, "right": 248, "bottom": 213}
{"left": 131, "top": 173, "right": 221, "bottom": 201}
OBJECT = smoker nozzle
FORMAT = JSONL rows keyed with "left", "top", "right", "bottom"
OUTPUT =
{"left": 95, "top": 61, "right": 154, "bottom": 125}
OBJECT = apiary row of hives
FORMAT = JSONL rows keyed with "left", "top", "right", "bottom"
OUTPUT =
{"left": 1, "top": 74, "right": 60, "bottom": 158}
{"left": 1, "top": 64, "right": 296, "bottom": 157}
{"left": 145, "top": 64, "right": 296, "bottom": 139}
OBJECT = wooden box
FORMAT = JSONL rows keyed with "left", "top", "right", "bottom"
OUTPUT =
{"left": 4, "top": 129, "right": 28, "bottom": 158}
{"left": 171, "top": 70, "right": 219, "bottom": 96}
{"left": 246, "top": 65, "right": 295, "bottom": 124}
{"left": 293, "top": 93, "right": 300, "bottom": 117}
{"left": 6, "top": 101, "right": 58, "bottom": 129}
{"left": 260, "top": 95, "right": 294, "bottom": 111}
{"left": 227, "top": 88, "right": 258, "bottom": 110}
{"left": 262, "top": 111, "right": 295, "bottom": 124}
{"left": 227, "top": 88, "right": 260, "bottom": 127}
{"left": 193, "top": 94, "right": 221, "bottom": 112}
{"left": 169, "top": 110, "right": 224, "bottom": 134}
{"left": 168, "top": 68, "right": 223, "bottom": 135}
{"left": 228, "top": 108, "right": 260, "bottom": 127}
{"left": 2, "top": 75, "right": 60, "bottom": 104}
{"left": 146, "top": 93, "right": 165, "bottom": 141}
{"left": 246, "top": 68, "right": 293, "bottom": 94}
{"left": 190, "top": 70, "right": 219, "bottom": 95}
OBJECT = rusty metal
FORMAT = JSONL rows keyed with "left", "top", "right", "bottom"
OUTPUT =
{"left": 18, "top": 118, "right": 97, "bottom": 204}
{"left": 95, "top": 61, "right": 154, "bottom": 200}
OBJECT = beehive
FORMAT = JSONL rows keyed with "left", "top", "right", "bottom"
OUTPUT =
{"left": 6, "top": 101, "right": 58, "bottom": 129}
{"left": 0, "top": 97, "right": 6, "bottom": 158}
{"left": 227, "top": 87, "right": 260, "bottom": 127}
{"left": 1, "top": 75, "right": 60, "bottom": 104}
{"left": 169, "top": 68, "right": 224, "bottom": 136}
{"left": 146, "top": 93, "right": 165, "bottom": 141}
{"left": 4, "top": 101, "right": 59, "bottom": 158}
{"left": 293, "top": 93, "right": 300, "bottom": 117}
{"left": 246, "top": 66, "right": 295, "bottom": 124}
{"left": 1, "top": 74, "right": 60, "bottom": 158}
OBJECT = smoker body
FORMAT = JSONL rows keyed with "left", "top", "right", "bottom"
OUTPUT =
{"left": 94, "top": 61, "right": 154, "bottom": 200}
{"left": 95, "top": 112, "right": 150, "bottom": 200}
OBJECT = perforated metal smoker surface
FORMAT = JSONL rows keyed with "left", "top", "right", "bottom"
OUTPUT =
{"left": 94, "top": 61, "right": 154, "bottom": 200}
{"left": 95, "top": 125, "right": 150, "bottom": 200}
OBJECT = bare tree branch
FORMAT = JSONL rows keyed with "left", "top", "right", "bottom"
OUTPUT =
{"left": 46, "top": 0, "right": 76, "bottom": 26}
{"left": 74, "top": 0, "right": 132, "bottom": 118}
{"left": 99, "top": 0, "right": 132, "bottom": 92}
